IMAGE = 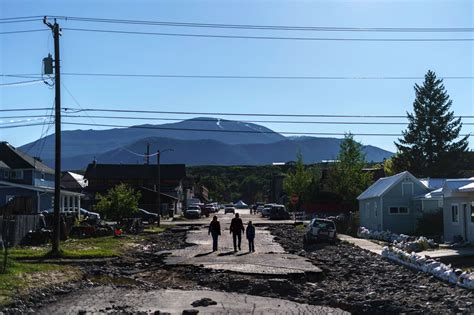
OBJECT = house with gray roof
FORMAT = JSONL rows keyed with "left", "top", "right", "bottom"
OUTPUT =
{"left": 441, "top": 178, "right": 474, "bottom": 243}
{"left": 357, "top": 171, "right": 441, "bottom": 234}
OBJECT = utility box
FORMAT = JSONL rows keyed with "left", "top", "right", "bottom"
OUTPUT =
{"left": 43, "top": 54, "right": 53, "bottom": 75}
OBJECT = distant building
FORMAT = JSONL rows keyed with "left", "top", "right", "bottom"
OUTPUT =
{"left": 61, "top": 171, "right": 88, "bottom": 192}
{"left": 0, "top": 141, "right": 83, "bottom": 214}
{"left": 84, "top": 162, "right": 187, "bottom": 215}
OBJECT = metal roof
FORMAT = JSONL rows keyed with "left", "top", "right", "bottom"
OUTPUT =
{"left": 357, "top": 171, "right": 427, "bottom": 200}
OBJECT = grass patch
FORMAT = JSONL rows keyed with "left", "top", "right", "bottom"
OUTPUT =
{"left": 9, "top": 235, "right": 136, "bottom": 260}
{"left": 295, "top": 224, "right": 307, "bottom": 233}
{"left": 0, "top": 260, "right": 77, "bottom": 305}
{"left": 143, "top": 226, "right": 168, "bottom": 234}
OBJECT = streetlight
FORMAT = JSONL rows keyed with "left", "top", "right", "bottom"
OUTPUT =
{"left": 156, "top": 148, "right": 174, "bottom": 226}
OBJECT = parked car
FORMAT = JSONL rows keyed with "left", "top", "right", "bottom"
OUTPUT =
{"left": 268, "top": 205, "right": 291, "bottom": 220}
{"left": 133, "top": 208, "right": 159, "bottom": 223}
{"left": 256, "top": 205, "right": 265, "bottom": 214}
{"left": 224, "top": 206, "right": 235, "bottom": 214}
{"left": 185, "top": 205, "right": 202, "bottom": 219}
{"left": 43, "top": 207, "right": 101, "bottom": 221}
{"left": 261, "top": 204, "right": 274, "bottom": 217}
{"left": 304, "top": 218, "right": 337, "bottom": 244}
{"left": 201, "top": 205, "right": 212, "bottom": 217}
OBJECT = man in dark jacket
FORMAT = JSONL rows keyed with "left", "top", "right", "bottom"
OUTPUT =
{"left": 208, "top": 215, "right": 221, "bottom": 252}
{"left": 230, "top": 213, "right": 245, "bottom": 252}
{"left": 246, "top": 221, "right": 256, "bottom": 252}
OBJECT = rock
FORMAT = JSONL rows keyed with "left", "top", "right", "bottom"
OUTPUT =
{"left": 229, "top": 279, "right": 250, "bottom": 290}
{"left": 182, "top": 310, "right": 199, "bottom": 315}
{"left": 191, "top": 298, "right": 217, "bottom": 307}
{"left": 268, "top": 279, "right": 298, "bottom": 296}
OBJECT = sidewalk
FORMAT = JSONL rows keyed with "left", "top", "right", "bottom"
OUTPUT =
{"left": 339, "top": 234, "right": 474, "bottom": 260}
{"left": 337, "top": 234, "right": 383, "bottom": 255}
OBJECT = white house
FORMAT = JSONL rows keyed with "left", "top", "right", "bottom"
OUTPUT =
{"left": 441, "top": 178, "right": 474, "bottom": 243}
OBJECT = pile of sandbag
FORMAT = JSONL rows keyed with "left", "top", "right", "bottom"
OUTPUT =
{"left": 382, "top": 246, "right": 474, "bottom": 290}
{"left": 358, "top": 227, "right": 437, "bottom": 252}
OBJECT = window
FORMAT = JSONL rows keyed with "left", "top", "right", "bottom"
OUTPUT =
{"left": 389, "top": 206, "right": 409, "bottom": 215}
{"left": 10, "top": 170, "right": 23, "bottom": 179}
{"left": 366, "top": 202, "right": 370, "bottom": 218}
{"left": 471, "top": 202, "right": 474, "bottom": 223}
{"left": 451, "top": 204, "right": 459, "bottom": 223}
{"left": 374, "top": 202, "right": 378, "bottom": 217}
{"left": 389, "top": 207, "right": 399, "bottom": 214}
{"left": 399, "top": 207, "right": 409, "bottom": 214}
{"left": 40, "top": 172, "right": 45, "bottom": 181}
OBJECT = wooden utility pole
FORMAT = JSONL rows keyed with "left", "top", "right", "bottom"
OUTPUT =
{"left": 156, "top": 150, "right": 161, "bottom": 226}
{"left": 44, "top": 17, "right": 62, "bottom": 255}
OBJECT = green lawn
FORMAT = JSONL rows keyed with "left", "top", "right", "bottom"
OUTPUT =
{"left": 9, "top": 235, "right": 143, "bottom": 260}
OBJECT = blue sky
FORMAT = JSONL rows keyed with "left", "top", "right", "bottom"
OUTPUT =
{"left": 1, "top": 0, "right": 473, "bottom": 154}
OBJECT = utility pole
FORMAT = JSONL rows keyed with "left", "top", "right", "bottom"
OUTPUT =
{"left": 146, "top": 143, "right": 150, "bottom": 165}
{"left": 156, "top": 150, "right": 161, "bottom": 226}
{"left": 44, "top": 17, "right": 62, "bottom": 256}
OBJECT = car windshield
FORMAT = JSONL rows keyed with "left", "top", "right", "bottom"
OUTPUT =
{"left": 314, "top": 220, "right": 335, "bottom": 229}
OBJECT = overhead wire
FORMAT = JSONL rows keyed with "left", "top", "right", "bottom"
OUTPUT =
{"left": 62, "top": 27, "right": 474, "bottom": 42}
{"left": 4, "top": 73, "right": 474, "bottom": 80}
{"left": 0, "top": 29, "right": 49, "bottom": 35}
{"left": 47, "top": 16, "right": 474, "bottom": 33}
{"left": 61, "top": 107, "right": 474, "bottom": 119}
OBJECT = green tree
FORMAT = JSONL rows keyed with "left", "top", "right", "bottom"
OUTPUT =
{"left": 95, "top": 183, "right": 141, "bottom": 221}
{"left": 328, "top": 133, "right": 372, "bottom": 205}
{"left": 394, "top": 70, "right": 469, "bottom": 177}
{"left": 283, "top": 152, "right": 312, "bottom": 206}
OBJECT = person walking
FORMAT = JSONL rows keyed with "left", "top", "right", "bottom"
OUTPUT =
{"left": 230, "top": 212, "right": 245, "bottom": 252}
{"left": 246, "top": 221, "right": 256, "bottom": 252}
{"left": 208, "top": 215, "right": 221, "bottom": 252}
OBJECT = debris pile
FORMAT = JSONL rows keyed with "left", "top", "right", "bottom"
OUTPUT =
{"left": 358, "top": 227, "right": 438, "bottom": 252}
{"left": 382, "top": 246, "right": 474, "bottom": 290}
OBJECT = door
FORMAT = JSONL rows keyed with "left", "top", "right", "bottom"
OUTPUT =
{"left": 462, "top": 203, "right": 468, "bottom": 242}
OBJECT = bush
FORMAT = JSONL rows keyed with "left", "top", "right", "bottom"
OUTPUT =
{"left": 95, "top": 184, "right": 141, "bottom": 221}
{"left": 415, "top": 210, "right": 443, "bottom": 240}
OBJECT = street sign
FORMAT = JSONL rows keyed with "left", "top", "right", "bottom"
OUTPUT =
{"left": 290, "top": 194, "right": 299, "bottom": 205}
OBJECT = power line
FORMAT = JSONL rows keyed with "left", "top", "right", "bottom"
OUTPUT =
{"left": 0, "top": 79, "right": 45, "bottom": 87}
{"left": 4, "top": 73, "right": 474, "bottom": 80}
{"left": 0, "top": 122, "right": 46, "bottom": 129}
{"left": 0, "top": 16, "right": 44, "bottom": 21}
{"left": 62, "top": 107, "right": 474, "bottom": 119}
{"left": 48, "top": 16, "right": 474, "bottom": 33}
{"left": 5, "top": 114, "right": 474, "bottom": 126}
{"left": 62, "top": 27, "right": 474, "bottom": 42}
{"left": 0, "top": 29, "right": 49, "bottom": 35}
{"left": 0, "top": 107, "right": 51, "bottom": 112}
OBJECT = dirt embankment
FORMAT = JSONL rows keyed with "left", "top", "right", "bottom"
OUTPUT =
{"left": 267, "top": 224, "right": 474, "bottom": 314}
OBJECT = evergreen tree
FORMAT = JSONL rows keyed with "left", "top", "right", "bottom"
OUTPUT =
{"left": 328, "top": 133, "right": 372, "bottom": 205}
{"left": 394, "top": 70, "right": 469, "bottom": 177}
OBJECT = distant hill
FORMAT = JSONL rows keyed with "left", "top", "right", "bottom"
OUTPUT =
{"left": 19, "top": 118, "right": 393, "bottom": 170}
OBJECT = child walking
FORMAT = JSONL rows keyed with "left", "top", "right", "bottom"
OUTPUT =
{"left": 246, "top": 221, "right": 255, "bottom": 252}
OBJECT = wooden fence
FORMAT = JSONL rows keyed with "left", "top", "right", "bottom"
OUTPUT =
{"left": 0, "top": 215, "right": 41, "bottom": 247}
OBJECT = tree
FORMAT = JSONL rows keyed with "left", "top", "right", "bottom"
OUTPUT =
{"left": 283, "top": 152, "right": 312, "bottom": 207}
{"left": 393, "top": 70, "right": 469, "bottom": 177}
{"left": 328, "top": 133, "right": 372, "bottom": 205}
{"left": 95, "top": 183, "right": 141, "bottom": 221}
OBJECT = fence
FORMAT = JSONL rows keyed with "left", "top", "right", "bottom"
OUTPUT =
{"left": 0, "top": 215, "right": 41, "bottom": 247}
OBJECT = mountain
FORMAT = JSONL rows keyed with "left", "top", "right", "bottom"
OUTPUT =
{"left": 19, "top": 118, "right": 393, "bottom": 169}
{"left": 19, "top": 117, "right": 285, "bottom": 161}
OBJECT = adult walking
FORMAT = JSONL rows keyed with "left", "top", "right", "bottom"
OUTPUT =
{"left": 246, "top": 221, "right": 256, "bottom": 252}
{"left": 230, "top": 212, "right": 245, "bottom": 252}
{"left": 208, "top": 215, "right": 221, "bottom": 252}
